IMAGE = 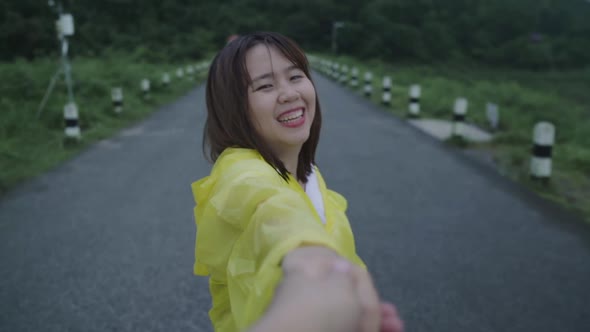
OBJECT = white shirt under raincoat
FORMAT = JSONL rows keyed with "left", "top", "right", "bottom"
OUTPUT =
{"left": 191, "top": 147, "right": 365, "bottom": 331}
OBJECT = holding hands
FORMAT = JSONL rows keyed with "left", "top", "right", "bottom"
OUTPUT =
{"left": 250, "top": 246, "right": 404, "bottom": 332}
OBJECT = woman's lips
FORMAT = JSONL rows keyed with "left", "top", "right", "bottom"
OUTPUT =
{"left": 277, "top": 108, "right": 305, "bottom": 128}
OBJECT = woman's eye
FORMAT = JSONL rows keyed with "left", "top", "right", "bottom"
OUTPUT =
{"left": 290, "top": 75, "right": 303, "bottom": 81}
{"left": 256, "top": 84, "right": 272, "bottom": 91}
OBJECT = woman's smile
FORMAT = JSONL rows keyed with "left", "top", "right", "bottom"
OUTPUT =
{"left": 277, "top": 107, "right": 306, "bottom": 127}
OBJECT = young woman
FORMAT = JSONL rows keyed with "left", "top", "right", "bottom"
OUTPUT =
{"left": 191, "top": 31, "right": 401, "bottom": 332}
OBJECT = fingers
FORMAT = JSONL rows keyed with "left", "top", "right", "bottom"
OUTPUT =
{"left": 380, "top": 302, "right": 404, "bottom": 332}
{"left": 348, "top": 265, "right": 381, "bottom": 332}
{"left": 268, "top": 257, "right": 363, "bottom": 332}
{"left": 282, "top": 248, "right": 404, "bottom": 332}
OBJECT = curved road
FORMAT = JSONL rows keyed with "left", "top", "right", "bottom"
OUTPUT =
{"left": 1, "top": 72, "right": 589, "bottom": 331}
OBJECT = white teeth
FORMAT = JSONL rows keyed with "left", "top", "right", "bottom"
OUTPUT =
{"left": 278, "top": 109, "right": 303, "bottom": 122}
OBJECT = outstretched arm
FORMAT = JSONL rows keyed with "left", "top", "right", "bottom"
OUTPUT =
{"left": 248, "top": 246, "right": 404, "bottom": 332}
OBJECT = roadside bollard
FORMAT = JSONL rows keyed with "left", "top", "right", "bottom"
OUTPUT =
{"left": 141, "top": 79, "right": 150, "bottom": 99}
{"left": 340, "top": 65, "right": 349, "bottom": 84}
{"left": 382, "top": 76, "right": 392, "bottom": 106}
{"left": 530, "top": 122, "right": 555, "bottom": 182}
{"left": 408, "top": 84, "right": 421, "bottom": 118}
{"left": 186, "top": 65, "right": 194, "bottom": 80}
{"left": 111, "top": 87, "right": 123, "bottom": 113}
{"left": 64, "top": 102, "right": 81, "bottom": 139}
{"left": 486, "top": 103, "right": 499, "bottom": 131}
{"left": 162, "top": 73, "right": 170, "bottom": 87}
{"left": 332, "top": 63, "right": 340, "bottom": 81}
{"left": 364, "top": 72, "right": 373, "bottom": 97}
{"left": 452, "top": 97, "right": 468, "bottom": 138}
{"left": 350, "top": 67, "right": 359, "bottom": 88}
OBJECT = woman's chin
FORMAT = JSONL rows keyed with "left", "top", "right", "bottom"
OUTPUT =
{"left": 289, "top": 134, "right": 311, "bottom": 148}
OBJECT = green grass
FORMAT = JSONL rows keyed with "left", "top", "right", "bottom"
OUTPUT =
{"left": 310, "top": 54, "right": 590, "bottom": 222}
{"left": 0, "top": 54, "right": 209, "bottom": 194}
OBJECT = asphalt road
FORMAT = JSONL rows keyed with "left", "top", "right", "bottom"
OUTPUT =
{"left": 1, "top": 72, "right": 589, "bottom": 332}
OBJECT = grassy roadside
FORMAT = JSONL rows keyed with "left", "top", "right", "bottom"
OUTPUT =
{"left": 310, "top": 54, "right": 590, "bottom": 222}
{"left": 0, "top": 53, "right": 209, "bottom": 195}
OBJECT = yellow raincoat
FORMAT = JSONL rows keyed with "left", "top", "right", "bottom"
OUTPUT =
{"left": 191, "top": 148, "right": 365, "bottom": 331}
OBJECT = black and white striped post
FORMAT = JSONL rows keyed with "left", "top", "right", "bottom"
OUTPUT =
{"left": 350, "top": 67, "right": 359, "bottom": 88}
{"left": 141, "top": 79, "right": 150, "bottom": 99}
{"left": 162, "top": 73, "right": 170, "bottom": 87}
{"left": 176, "top": 68, "right": 184, "bottom": 79}
{"left": 530, "top": 122, "right": 555, "bottom": 182}
{"left": 382, "top": 76, "right": 392, "bottom": 106}
{"left": 364, "top": 72, "right": 373, "bottom": 97}
{"left": 332, "top": 63, "right": 340, "bottom": 81}
{"left": 340, "top": 65, "right": 349, "bottom": 84}
{"left": 408, "top": 84, "right": 421, "bottom": 118}
{"left": 452, "top": 97, "right": 468, "bottom": 138}
{"left": 186, "top": 65, "right": 194, "bottom": 80}
{"left": 111, "top": 87, "right": 123, "bottom": 113}
{"left": 486, "top": 103, "right": 499, "bottom": 131}
{"left": 64, "top": 102, "right": 80, "bottom": 139}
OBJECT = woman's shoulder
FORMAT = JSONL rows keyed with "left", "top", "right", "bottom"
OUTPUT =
{"left": 191, "top": 148, "right": 283, "bottom": 205}
{"left": 198, "top": 148, "right": 283, "bottom": 194}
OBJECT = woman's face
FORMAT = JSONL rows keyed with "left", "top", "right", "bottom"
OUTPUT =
{"left": 245, "top": 44, "right": 316, "bottom": 155}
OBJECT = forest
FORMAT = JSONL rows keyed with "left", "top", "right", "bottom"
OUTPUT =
{"left": 2, "top": 0, "right": 590, "bottom": 69}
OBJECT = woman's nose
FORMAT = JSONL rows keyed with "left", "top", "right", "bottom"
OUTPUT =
{"left": 278, "top": 84, "right": 300, "bottom": 104}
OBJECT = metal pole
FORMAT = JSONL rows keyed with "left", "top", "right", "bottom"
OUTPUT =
{"left": 37, "top": 1, "right": 64, "bottom": 119}
{"left": 332, "top": 22, "right": 344, "bottom": 55}
{"left": 332, "top": 23, "right": 337, "bottom": 54}
{"left": 36, "top": 66, "right": 62, "bottom": 119}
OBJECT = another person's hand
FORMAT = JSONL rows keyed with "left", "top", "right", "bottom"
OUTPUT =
{"left": 255, "top": 256, "right": 363, "bottom": 332}
{"left": 380, "top": 301, "right": 404, "bottom": 332}
{"left": 249, "top": 246, "right": 404, "bottom": 332}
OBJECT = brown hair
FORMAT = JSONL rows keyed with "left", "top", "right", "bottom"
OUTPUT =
{"left": 203, "top": 31, "right": 322, "bottom": 183}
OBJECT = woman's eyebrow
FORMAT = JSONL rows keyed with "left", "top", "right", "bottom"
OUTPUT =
{"left": 252, "top": 73, "right": 273, "bottom": 83}
{"left": 284, "top": 64, "right": 300, "bottom": 73}
{"left": 251, "top": 65, "right": 300, "bottom": 83}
